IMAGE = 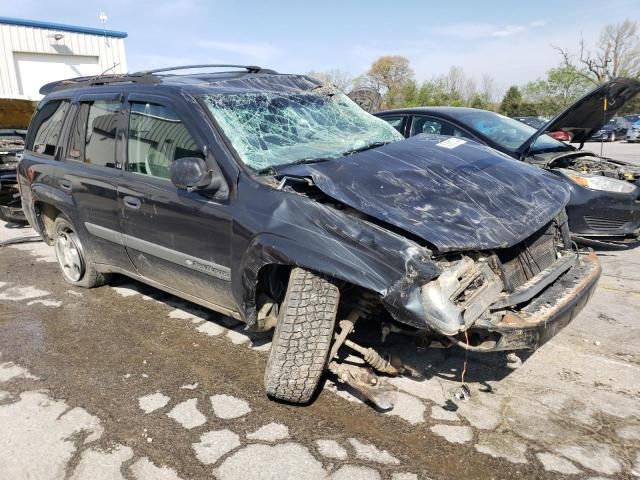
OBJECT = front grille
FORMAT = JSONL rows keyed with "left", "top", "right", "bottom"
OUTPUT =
{"left": 584, "top": 215, "right": 628, "bottom": 231}
{"left": 497, "top": 222, "right": 558, "bottom": 290}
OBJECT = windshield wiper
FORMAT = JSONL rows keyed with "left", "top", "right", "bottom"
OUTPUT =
{"left": 286, "top": 157, "right": 333, "bottom": 166}
{"left": 342, "top": 141, "right": 391, "bottom": 156}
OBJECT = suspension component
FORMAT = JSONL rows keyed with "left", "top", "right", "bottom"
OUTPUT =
{"left": 328, "top": 361, "right": 396, "bottom": 410}
{"left": 328, "top": 312, "right": 359, "bottom": 362}
{"left": 327, "top": 291, "right": 378, "bottom": 362}
{"left": 344, "top": 339, "right": 402, "bottom": 376}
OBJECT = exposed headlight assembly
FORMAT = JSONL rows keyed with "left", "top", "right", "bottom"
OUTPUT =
{"left": 560, "top": 169, "right": 638, "bottom": 194}
{"left": 421, "top": 256, "right": 502, "bottom": 336}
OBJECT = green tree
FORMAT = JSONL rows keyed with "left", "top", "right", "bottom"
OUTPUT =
{"left": 364, "top": 56, "right": 414, "bottom": 108}
{"left": 518, "top": 102, "right": 540, "bottom": 116}
{"left": 522, "top": 66, "right": 591, "bottom": 116}
{"left": 397, "top": 80, "right": 419, "bottom": 107}
{"left": 470, "top": 95, "right": 489, "bottom": 109}
{"left": 365, "top": 56, "right": 413, "bottom": 92}
{"left": 500, "top": 86, "right": 523, "bottom": 116}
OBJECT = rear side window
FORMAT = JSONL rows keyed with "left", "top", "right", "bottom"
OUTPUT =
{"left": 27, "top": 100, "right": 69, "bottom": 156}
{"left": 85, "top": 100, "right": 121, "bottom": 168}
{"left": 66, "top": 100, "right": 121, "bottom": 168}
{"left": 127, "top": 102, "right": 203, "bottom": 180}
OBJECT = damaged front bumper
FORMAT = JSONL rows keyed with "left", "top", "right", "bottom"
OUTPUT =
{"left": 372, "top": 214, "right": 600, "bottom": 354}
{"left": 446, "top": 251, "right": 601, "bottom": 351}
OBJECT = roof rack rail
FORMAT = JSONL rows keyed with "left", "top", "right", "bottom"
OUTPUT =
{"left": 39, "top": 73, "right": 160, "bottom": 95}
{"left": 39, "top": 64, "right": 277, "bottom": 95}
{"left": 134, "top": 64, "right": 266, "bottom": 75}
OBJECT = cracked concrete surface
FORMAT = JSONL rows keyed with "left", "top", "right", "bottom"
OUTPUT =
{"left": 167, "top": 398, "right": 207, "bottom": 429}
{"left": 1, "top": 160, "right": 640, "bottom": 480}
{"left": 139, "top": 392, "right": 171, "bottom": 413}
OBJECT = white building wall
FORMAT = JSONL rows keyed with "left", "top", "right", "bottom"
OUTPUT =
{"left": 0, "top": 22, "right": 127, "bottom": 100}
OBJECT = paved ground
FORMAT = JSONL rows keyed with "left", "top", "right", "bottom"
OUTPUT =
{"left": 574, "top": 140, "right": 639, "bottom": 165}
{"left": 1, "top": 142, "right": 639, "bottom": 479}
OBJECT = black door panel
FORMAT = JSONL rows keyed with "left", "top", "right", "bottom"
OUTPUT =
{"left": 118, "top": 176, "right": 234, "bottom": 308}
{"left": 58, "top": 98, "right": 132, "bottom": 269}
{"left": 59, "top": 162, "right": 130, "bottom": 268}
{"left": 119, "top": 97, "right": 235, "bottom": 309}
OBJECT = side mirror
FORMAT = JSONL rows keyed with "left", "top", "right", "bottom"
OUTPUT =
{"left": 170, "top": 157, "right": 220, "bottom": 192}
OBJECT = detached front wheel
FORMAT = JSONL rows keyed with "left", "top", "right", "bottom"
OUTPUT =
{"left": 54, "top": 217, "right": 110, "bottom": 288}
{"left": 264, "top": 267, "right": 339, "bottom": 404}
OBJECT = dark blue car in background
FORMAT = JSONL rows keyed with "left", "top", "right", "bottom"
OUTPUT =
{"left": 376, "top": 78, "right": 640, "bottom": 247}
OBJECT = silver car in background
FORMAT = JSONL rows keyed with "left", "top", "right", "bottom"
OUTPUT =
{"left": 626, "top": 120, "right": 640, "bottom": 142}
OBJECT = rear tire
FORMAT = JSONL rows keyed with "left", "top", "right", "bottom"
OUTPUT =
{"left": 53, "top": 217, "right": 110, "bottom": 288}
{"left": 264, "top": 267, "right": 339, "bottom": 404}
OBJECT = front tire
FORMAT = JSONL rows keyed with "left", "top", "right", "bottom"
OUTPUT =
{"left": 264, "top": 267, "right": 339, "bottom": 404}
{"left": 609, "top": 132, "right": 616, "bottom": 142}
{"left": 53, "top": 217, "right": 110, "bottom": 288}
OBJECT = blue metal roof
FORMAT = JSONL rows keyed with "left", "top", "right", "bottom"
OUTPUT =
{"left": 0, "top": 16, "right": 127, "bottom": 38}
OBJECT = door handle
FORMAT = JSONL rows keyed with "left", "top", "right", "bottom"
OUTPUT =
{"left": 59, "top": 179, "right": 72, "bottom": 192}
{"left": 123, "top": 195, "right": 142, "bottom": 210}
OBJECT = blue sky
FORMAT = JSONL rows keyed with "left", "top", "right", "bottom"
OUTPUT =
{"left": 1, "top": 0, "right": 638, "bottom": 93}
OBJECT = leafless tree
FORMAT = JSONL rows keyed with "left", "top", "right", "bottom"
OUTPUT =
{"left": 305, "top": 69, "right": 354, "bottom": 92}
{"left": 555, "top": 20, "right": 640, "bottom": 85}
{"left": 432, "top": 67, "right": 495, "bottom": 105}
{"left": 437, "top": 66, "right": 466, "bottom": 97}
{"left": 479, "top": 74, "right": 498, "bottom": 103}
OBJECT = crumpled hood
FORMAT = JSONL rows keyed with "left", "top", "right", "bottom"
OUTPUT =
{"left": 280, "top": 135, "right": 570, "bottom": 252}
{"left": 521, "top": 78, "right": 640, "bottom": 151}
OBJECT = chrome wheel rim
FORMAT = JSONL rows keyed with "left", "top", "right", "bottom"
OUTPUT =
{"left": 55, "top": 230, "right": 84, "bottom": 282}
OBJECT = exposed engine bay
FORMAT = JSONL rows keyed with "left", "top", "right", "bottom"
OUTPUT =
{"left": 545, "top": 151, "right": 640, "bottom": 183}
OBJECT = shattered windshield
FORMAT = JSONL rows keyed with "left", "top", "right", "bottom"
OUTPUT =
{"left": 202, "top": 89, "right": 402, "bottom": 172}
{"left": 457, "top": 110, "right": 571, "bottom": 154}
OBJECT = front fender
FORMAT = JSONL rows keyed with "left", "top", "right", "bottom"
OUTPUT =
{"left": 235, "top": 229, "right": 438, "bottom": 328}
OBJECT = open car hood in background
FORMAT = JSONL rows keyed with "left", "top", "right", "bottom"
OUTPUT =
{"left": 279, "top": 135, "right": 569, "bottom": 253}
{"left": 519, "top": 77, "right": 640, "bottom": 154}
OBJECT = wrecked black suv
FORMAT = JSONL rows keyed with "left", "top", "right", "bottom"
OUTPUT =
{"left": 19, "top": 66, "right": 601, "bottom": 407}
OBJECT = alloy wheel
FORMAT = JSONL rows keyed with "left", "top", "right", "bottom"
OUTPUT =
{"left": 55, "top": 230, "right": 85, "bottom": 282}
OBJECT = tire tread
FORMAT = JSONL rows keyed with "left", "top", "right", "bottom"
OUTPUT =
{"left": 264, "top": 267, "right": 339, "bottom": 403}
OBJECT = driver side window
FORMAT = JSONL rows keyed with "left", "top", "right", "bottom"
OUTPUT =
{"left": 127, "top": 102, "right": 203, "bottom": 179}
